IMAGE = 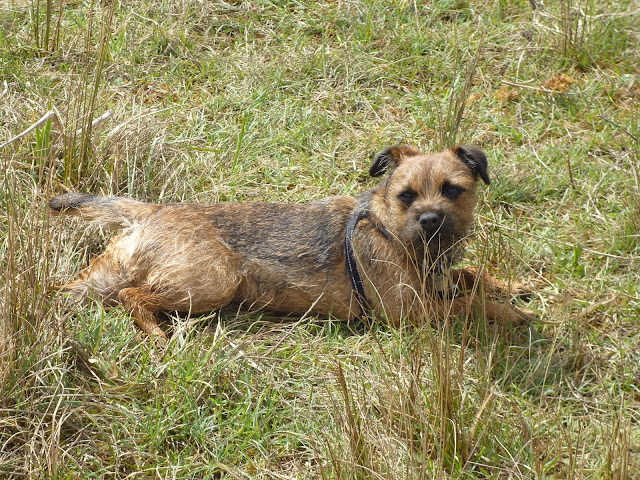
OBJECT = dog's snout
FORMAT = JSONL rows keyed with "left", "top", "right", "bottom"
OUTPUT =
{"left": 419, "top": 212, "right": 444, "bottom": 230}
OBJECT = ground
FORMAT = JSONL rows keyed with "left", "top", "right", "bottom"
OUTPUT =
{"left": 0, "top": 1, "right": 639, "bottom": 478}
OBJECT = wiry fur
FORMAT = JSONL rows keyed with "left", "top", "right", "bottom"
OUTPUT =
{"left": 50, "top": 146, "right": 530, "bottom": 340}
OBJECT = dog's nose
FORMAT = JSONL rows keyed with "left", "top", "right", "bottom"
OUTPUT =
{"left": 419, "top": 212, "right": 444, "bottom": 230}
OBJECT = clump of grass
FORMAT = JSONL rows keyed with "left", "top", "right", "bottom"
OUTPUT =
{"left": 1, "top": 0, "right": 640, "bottom": 478}
{"left": 533, "top": 0, "right": 634, "bottom": 69}
{"left": 31, "top": 0, "right": 64, "bottom": 55}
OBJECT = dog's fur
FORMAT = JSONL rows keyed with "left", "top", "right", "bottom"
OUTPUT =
{"left": 50, "top": 145, "right": 530, "bottom": 340}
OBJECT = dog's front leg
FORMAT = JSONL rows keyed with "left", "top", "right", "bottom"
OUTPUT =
{"left": 451, "top": 266, "right": 531, "bottom": 298}
{"left": 447, "top": 294, "right": 533, "bottom": 324}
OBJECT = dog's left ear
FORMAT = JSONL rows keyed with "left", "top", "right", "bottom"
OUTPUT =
{"left": 370, "top": 145, "right": 422, "bottom": 177}
{"left": 452, "top": 146, "right": 490, "bottom": 185}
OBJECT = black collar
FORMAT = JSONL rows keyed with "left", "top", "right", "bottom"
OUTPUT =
{"left": 344, "top": 209, "right": 369, "bottom": 319}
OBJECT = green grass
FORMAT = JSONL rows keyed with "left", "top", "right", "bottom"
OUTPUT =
{"left": 1, "top": 0, "right": 639, "bottom": 478}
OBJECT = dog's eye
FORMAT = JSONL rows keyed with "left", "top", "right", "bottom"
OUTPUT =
{"left": 441, "top": 182, "right": 465, "bottom": 200}
{"left": 397, "top": 190, "right": 417, "bottom": 205}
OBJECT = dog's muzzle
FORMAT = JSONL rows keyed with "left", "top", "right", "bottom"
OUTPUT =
{"left": 419, "top": 211, "right": 444, "bottom": 231}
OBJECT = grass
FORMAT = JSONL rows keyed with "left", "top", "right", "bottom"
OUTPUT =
{"left": 1, "top": 0, "right": 639, "bottom": 478}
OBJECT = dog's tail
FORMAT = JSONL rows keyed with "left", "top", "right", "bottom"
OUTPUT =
{"left": 49, "top": 193, "right": 158, "bottom": 229}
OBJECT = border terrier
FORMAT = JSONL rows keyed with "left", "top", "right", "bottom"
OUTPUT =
{"left": 50, "top": 145, "right": 530, "bottom": 340}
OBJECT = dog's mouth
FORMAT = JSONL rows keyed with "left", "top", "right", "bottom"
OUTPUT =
{"left": 408, "top": 215, "right": 461, "bottom": 260}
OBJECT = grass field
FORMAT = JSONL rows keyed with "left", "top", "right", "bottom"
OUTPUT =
{"left": 1, "top": 0, "right": 639, "bottom": 478}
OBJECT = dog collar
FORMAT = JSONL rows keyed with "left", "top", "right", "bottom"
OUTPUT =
{"left": 344, "top": 209, "right": 370, "bottom": 319}
{"left": 427, "top": 260, "right": 461, "bottom": 299}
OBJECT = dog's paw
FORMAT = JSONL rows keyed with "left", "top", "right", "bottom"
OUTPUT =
{"left": 505, "top": 281, "right": 533, "bottom": 299}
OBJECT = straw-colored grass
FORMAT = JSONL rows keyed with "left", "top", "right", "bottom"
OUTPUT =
{"left": 1, "top": 1, "right": 639, "bottom": 478}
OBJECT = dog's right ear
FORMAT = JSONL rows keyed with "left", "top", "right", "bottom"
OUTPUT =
{"left": 452, "top": 145, "right": 490, "bottom": 185}
{"left": 369, "top": 145, "right": 422, "bottom": 177}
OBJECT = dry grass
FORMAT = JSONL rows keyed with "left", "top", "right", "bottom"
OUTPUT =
{"left": 1, "top": 0, "right": 639, "bottom": 478}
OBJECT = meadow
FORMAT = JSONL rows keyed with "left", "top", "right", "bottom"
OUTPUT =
{"left": 1, "top": 0, "right": 639, "bottom": 478}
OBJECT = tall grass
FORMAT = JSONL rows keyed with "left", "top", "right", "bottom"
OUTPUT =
{"left": 1, "top": 0, "right": 639, "bottom": 478}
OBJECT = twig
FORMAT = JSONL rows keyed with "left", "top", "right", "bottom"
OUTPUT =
{"left": 1, "top": 80, "right": 7, "bottom": 96}
{"left": 51, "top": 110, "right": 113, "bottom": 156}
{"left": 0, "top": 111, "right": 57, "bottom": 149}
{"left": 50, "top": 105, "right": 65, "bottom": 133}
{"left": 1, "top": 109, "right": 114, "bottom": 155}
{"left": 599, "top": 114, "right": 639, "bottom": 143}
{"left": 75, "top": 110, "right": 113, "bottom": 137}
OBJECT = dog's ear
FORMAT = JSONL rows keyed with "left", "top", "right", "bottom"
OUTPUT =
{"left": 452, "top": 145, "right": 490, "bottom": 185}
{"left": 369, "top": 145, "right": 422, "bottom": 177}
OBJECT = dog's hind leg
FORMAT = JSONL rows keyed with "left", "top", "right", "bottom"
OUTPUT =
{"left": 117, "top": 286, "right": 167, "bottom": 340}
{"left": 60, "top": 250, "right": 132, "bottom": 307}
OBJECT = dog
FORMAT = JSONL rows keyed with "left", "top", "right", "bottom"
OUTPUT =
{"left": 50, "top": 145, "right": 531, "bottom": 341}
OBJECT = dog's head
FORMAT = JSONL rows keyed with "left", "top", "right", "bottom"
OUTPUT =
{"left": 367, "top": 145, "right": 490, "bottom": 263}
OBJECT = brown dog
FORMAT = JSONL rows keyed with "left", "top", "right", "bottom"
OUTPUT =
{"left": 50, "top": 145, "right": 530, "bottom": 340}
